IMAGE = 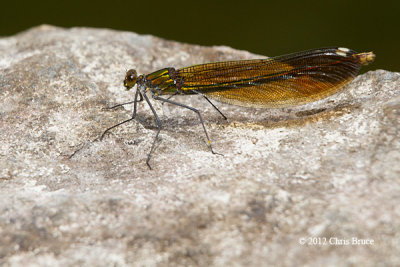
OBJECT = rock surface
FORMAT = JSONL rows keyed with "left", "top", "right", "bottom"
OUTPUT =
{"left": 0, "top": 25, "right": 399, "bottom": 266}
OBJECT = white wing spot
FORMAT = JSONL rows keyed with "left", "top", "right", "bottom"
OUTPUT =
{"left": 338, "top": 47, "right": 350, "bottom": 52}
{"left": 336, "top": 51, "right": 347, "bottom": 57}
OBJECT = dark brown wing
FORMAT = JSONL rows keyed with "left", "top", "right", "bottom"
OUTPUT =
{"left": 177, "top": 47, "right": 374, "bottom": 108}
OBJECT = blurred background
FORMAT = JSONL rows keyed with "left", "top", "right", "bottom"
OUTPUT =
{"left": 1, "top": 0, "right": 398, "bottom": 72}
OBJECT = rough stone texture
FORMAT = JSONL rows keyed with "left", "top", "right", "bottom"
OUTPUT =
{"left": 0, "top": 25, "right": 399, "bottom": 266}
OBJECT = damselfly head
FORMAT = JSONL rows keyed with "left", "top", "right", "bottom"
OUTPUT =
{"left": 124, "top": 69, "right": 138, "bottom": 90}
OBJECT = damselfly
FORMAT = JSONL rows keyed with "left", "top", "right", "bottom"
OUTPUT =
{"left": 101, "top": 47, "right": 375, "bottom": 169}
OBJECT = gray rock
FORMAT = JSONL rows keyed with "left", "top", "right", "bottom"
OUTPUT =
{"left": 0, "top": 25, "right": 399, "bottom": 266}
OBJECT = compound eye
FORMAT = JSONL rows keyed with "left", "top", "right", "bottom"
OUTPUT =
{"left": 124, "top": 69, "right": 137, "bottom": 89}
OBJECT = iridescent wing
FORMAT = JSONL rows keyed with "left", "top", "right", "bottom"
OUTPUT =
{"left": 177, "top": 47, "right": 374, "bottom": 108}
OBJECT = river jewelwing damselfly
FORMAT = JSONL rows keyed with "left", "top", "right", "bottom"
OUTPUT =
{"left": 101, "top": 47, "right": 375, "bottom": 169}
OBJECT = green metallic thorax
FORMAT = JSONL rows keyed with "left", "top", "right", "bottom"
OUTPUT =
{"left": 143, "top": 68, "right": 180, "bottom": 95}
